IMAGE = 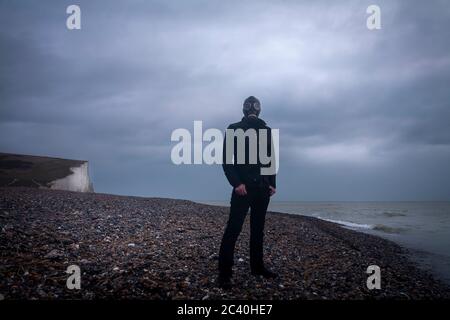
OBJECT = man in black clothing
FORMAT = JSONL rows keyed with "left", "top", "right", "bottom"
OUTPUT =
{"left": 218, "top": 96, "right": 277, "bottom": 289}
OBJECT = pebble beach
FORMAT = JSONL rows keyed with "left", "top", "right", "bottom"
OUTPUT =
{"left": 1, "top": 187, "right": 449, "bottom": 300}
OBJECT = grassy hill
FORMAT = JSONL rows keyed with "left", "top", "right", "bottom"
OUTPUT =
{"left": 0, "top": 152, "right": 87, "bottom": 188}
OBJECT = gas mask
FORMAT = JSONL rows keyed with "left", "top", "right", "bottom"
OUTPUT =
{"left": 243, "top": 96, "right": 261, "bottom": 117}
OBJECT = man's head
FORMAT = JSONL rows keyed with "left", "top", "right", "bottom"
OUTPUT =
{"left": 243, "top": 96, "right": 261, "bottom": 117}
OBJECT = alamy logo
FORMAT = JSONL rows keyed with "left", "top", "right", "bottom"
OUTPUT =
{"left": 66, "top": 265, "right": 81, "bottom": 290}
{"left": 171, "top": 121, "right": 279, "bottom": 175}
{"left": 66, "top": 5, "right": 81, "bottom": 30}
{"left": 366, "top": 265, "right": 381, "bottom": 290}
{"left": 366, "top": 5, "right": 381, "bottom": 30}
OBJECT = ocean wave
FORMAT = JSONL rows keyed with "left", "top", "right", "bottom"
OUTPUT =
{"left": 373, "top": 224, "right": 406, "bottom": 234}
{"left": 317, "top": 217, "right": 373, "bottom": 229}
{"left": 383, "top": 211, "right": 407, "bottom": 217}
{"left": 318, "top": 217, "right": 405, "bottom": 234}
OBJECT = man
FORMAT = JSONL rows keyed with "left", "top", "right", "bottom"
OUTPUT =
{"left": 218, "top": 96, "right": 277, "bottom": 289}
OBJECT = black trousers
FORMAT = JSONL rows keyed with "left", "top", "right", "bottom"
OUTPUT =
{"left": 218, "top": 185, "right": 271, "bottom": 277}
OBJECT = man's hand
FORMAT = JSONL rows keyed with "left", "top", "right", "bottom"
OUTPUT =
{"left": 234, "top": 184, "right": 247, "bottom": 196}
{"left": 269, "top": 186, "right": 276, "bottom": 196}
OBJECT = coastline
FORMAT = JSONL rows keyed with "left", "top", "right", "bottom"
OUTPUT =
{"left": 202, "top": 200, "right": 450, "bottom": 286}
{"left": 1, "top": 187, "right": 449, "bottom": 299}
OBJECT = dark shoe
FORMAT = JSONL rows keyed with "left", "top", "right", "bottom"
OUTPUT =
{"left": 251, "top": 267, "right": 277, "bottom": 279}
{"left": 217, "top": 275, "right": 232, "bottom": 290}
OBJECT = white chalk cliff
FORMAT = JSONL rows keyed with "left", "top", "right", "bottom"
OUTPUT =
{"left": 50, "top": 162, "right": 94, "bottom": 192}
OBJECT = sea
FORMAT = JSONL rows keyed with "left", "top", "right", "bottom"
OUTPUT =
{"left": 199, "top": 200, "right": 450, "bottom": 284}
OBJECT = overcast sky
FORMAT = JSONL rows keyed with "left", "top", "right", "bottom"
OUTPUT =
{"left": 1, "top": 0, "right": 450, "bottom": 201}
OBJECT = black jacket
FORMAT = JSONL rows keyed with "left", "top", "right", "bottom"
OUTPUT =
{"left": 222, "top": 116, "right": 276, "bottom": 189}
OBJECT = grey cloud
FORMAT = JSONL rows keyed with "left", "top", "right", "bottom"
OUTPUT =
{"left": 1, "top": 0, "right": 450, "bottom": 200}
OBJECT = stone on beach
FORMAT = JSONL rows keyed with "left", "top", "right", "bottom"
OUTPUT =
{"left": 0, "top": 187, "right": 449, "bottom": 300}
